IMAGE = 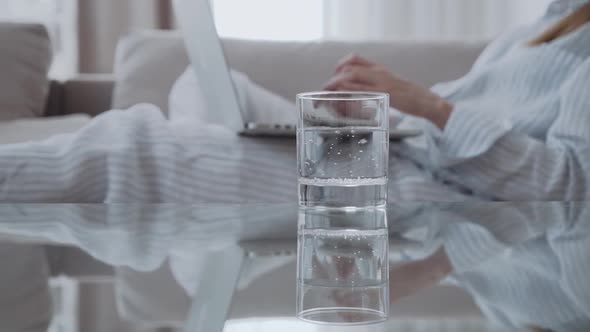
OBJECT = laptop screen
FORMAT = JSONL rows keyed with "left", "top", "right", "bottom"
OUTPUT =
{"left": 173, "top": 0, "right": 245, "bottom": 132}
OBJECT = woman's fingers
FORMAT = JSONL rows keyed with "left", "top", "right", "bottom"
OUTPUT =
{"left": 335, "top": 53, "right": 375, "bottom": 73}
{"left": 323, "top": 68, "right": 375, "bottom": 91}
{"left": 389, "top": 248, "right": 452, "bottom": 302}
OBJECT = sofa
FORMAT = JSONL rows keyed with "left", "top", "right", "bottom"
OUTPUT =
{"left": 60, "top": 31, "right": 488, "bottom": 114}
{"left": 1, "top": 24, "right": 487, "bottom": 144}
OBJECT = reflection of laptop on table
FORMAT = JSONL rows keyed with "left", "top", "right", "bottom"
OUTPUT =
{"left": 172, "top": 0, "right": 422, "bottom": 140}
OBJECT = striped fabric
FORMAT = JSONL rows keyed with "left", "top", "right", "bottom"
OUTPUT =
{"left": 0, "top": 1, "right": 589, "bottom": 203}
{"left": 439, "top": 202, "right": 590, "bottom": 331}
{"left": 399, "top": 0, "right": 590, "bottom": 201}
{"left": 0, "top": 104, "right": 469, "bottom": 203}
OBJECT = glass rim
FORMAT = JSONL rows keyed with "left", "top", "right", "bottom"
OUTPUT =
{"left": 297, "top": 91, "right": 388, "bottom": 101}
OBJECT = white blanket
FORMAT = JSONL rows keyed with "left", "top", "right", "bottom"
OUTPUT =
{"left": 0, "top": 103, "right": 470, "bottom": 203}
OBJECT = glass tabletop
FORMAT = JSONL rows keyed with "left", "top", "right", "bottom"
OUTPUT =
{"left": 0, "top": 202, "right": 588, "bottom": 332}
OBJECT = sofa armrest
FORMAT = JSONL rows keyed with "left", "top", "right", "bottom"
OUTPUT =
{"left": 46, "top": 74, "right": 115, "bottom": 117}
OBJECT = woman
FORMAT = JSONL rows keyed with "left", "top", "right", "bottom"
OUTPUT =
{"left": 0, "top": 0, "right": 588, "bottom": 203}
{"left": 170, "top": 0, "right": 590, "bottom": 201}
{"left": 386, "top": 201, "right": 590, "bottom": 331}
{"left": 319, "top": 0, "right": 590, "bottom": 201}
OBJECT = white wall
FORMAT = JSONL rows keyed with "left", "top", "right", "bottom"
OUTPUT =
{"left": 213, "top": 0, "right": 323, "bottom": 41}
{"left": 212, "top": 0, "right": 553, "bottom": 41}
{"left": 323, "top": 0, "right": 554, "bottom": 41}
{"left": 0, "top": 0, "right": 555, "bottom": 74}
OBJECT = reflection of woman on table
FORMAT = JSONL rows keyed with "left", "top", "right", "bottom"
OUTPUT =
{"left": 390, "top": 202, "right": 590, "bottom": 332}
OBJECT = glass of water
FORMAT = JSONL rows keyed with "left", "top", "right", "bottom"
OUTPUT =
{"left": 297, "top": 208, "right": 389, "bottom": 325}
{"left": 297, "top": 92, "right": 389, "bottom": 208}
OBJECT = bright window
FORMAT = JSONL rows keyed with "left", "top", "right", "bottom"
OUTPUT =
{"left": 0, "top": 0, "right": 57, "bottom": 20}
{"left": 213, "top": 0, "right": 324, "bottom": 41}
{"left": 212, "top": 0, "right": 554, "bottom": 41}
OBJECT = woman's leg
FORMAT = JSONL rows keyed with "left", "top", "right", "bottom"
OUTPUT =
{"left": 0, "top": 105, "right": 168, "bottom": 203}
{"left": 0, "top": 111, "right": 468, "bottom": 203}
{"left": 0, "top": 103, "right": 298, "bottom": 203}
{"left": 169, "top": 67, "right": 296, "bottom": 125}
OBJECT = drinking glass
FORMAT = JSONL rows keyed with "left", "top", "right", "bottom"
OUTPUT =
{"left": 297, "top": 208, "right": 389, "bottom": 325}
{"left": 297, "top": 92, "right": 389, "bottom": 208}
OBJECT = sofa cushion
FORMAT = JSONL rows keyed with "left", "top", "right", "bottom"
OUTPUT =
{"left": 112, "top": 31, "right": 189, "bottom": 114}
{"left": 0, "top": 23, "right": 52, "bottom": 120}
{"left": 112, "top": 30, "right": 487, "bottom": 114}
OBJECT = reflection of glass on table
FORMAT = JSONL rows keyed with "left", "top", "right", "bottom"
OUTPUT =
{"left": 297, "top": 208, "right": 389, "bottom": 325}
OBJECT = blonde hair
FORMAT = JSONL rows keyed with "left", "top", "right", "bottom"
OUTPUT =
{"left": 530, "top": 2, "right": 590, "bottom": 46}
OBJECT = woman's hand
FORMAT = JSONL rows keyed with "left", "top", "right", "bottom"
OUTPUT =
{"left": 390, "top": 247, "right": 453, "bottom": 302}
{"left": 323, "top": 54, "right": 454, "bottom": 129}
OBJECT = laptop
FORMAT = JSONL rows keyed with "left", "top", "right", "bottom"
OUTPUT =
{"left": 172, "top": 0, "right": 422, "bottom": 140}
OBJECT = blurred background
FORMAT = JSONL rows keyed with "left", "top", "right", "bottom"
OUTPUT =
{"left": 1, "top": 0, "right": 551, "bottom": 78}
